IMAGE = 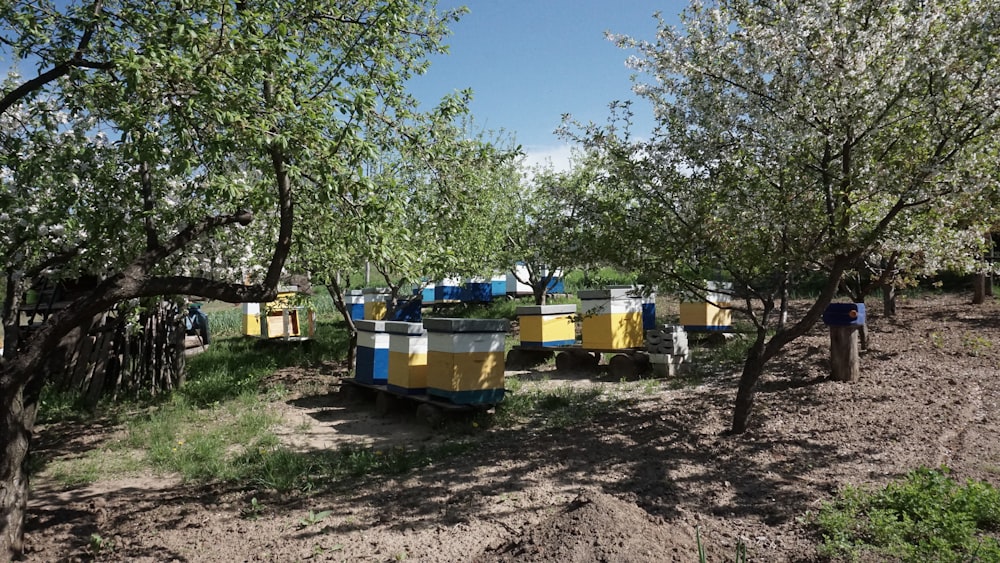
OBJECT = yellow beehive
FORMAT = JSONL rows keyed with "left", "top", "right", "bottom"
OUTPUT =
{"left": 678, "top": 302, "right": 732, "bottom": 329}
{"left": 517, "top": 304, "right": 577, "bottom": 347}
{"left": 425, "top": 318, "right": 509, "bottom": 405}
{"left": 679, "top": 281, "right": 732, "bottom": 330}
{"left": 363, "top": 288, "right": 390, "bottom": 321}
{"left": 385, "top": 321, "right": 428, "bottom": 395}
{"left": 579, "top": 288, "right": 644, "bottom": 350}
{"left": 242, "top": 302, "right": 261, "bottom": 336}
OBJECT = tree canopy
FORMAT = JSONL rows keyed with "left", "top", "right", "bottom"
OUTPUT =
{"left": 575, "top": 0, "right": 1000, "bottom": 432}
{"left": 0, "top": 0, "right": 466, "bottom": 556}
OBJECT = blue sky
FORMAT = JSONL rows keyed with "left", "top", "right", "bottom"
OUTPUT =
{"left": 406, "top": 1, "right": 688, "bottom": 170}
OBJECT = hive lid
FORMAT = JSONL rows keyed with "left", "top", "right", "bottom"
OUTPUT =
{"left": 422, "top": 318, "right": 510, "bottom": 333}
{"left": 383, "top": 321, "right": 426, "bottom": 335}
{"left": 578, "top": 288, "right": 637, "bottom": 300}
{"left": 516, "top": 304, "right": 577, "bottom": 316}
{"left": 362, "top": 287, "right": 391, "bottom": 294}
{"left": 354, "top": 320, "right": 386, "bottom": 332}
{"left": 345, "top": 289, "right": 364, "bottom": 296}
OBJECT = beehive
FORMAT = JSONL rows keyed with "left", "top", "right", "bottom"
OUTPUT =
{"left": 242, "top": 302, "right": 261, "bottom": 336}
{"left": 385, "top": 321, "right": 428, "bottom": 395}
{"left": 641, "top": 292, "right": 657, "bottom": 331}
{"left": 506, "top": 264, "right": 565, "bottom": 297}
{"left": 415, "top": 283, "right": 436, "bottom": 306}
{"left": 434, "top": 277, "right": 464, "bottom": 303}
{"left": 363, "top": 288, "right": 390, "bottom": 321}
{"left": 345, "top": 289, "right": 364, "bottom": 321}
{"left": 606, "top": 285, "right": 657, "bottom": 331}
{"left": 463, "top": 278, "right": 492, "bottom": 303}
{"left": 490, "top": 275, "right": 508, "bottom": 299}
{"left": 390, "top": 297, "right": 422, "bottom": 322}
{"left": 425, "top": 318, "right": 509, "bottom": 405}
{"left": 578, "top": 288, "right": 644, "bottom": 349}
{"left": 516, "top": 304, "right": 577, "bottom": 347}
{"left": 260, "top": 289, "right": 314, "bottom": 339}
{"left": 679, "top": 281, "right": 732, "bottom": 331}
{"left": 355, "top": 320, "right": 389, "bottom": 385}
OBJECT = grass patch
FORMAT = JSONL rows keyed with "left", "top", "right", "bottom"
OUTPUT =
{"left": 120, "top": 390, "right": 282, "bottom": 482}
{"left": 112, "top": 387, "right": 475, "bottom": 490}
{"left": 237, "top": 442, "right": 477, "bottom": 492}
{"left": 37, "top": 388, "right": 92, "bottom": 424}
{"left": 493, "top": 377, "right": 618, "bottom": 429}
{"left": 813, "top": 466, "right": 1000, "bottom": 562}
{"left": 684, "top": 333, "right": 756, "bottom": 382}
{"left": 41, "top": 448, "right": 146, "bottom": 487}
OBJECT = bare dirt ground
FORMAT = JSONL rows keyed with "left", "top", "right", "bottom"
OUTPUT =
{"left": 22, "top": 293, "right": 1000, "bottom": 562}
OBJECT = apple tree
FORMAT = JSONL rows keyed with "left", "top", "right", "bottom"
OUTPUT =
{"left": 576, "top": 0, "right": 1000, "bottom": 433}
{"left": 0, "top": 0, "right": 463, "bottom": 556}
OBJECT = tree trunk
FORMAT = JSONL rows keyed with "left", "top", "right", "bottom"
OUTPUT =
{"left": 533, "top": 284, "right": 546, "bottom": 306}
{"left": 0, "top": 382, "right": 37, "bottom": 558}
{"left": 731, "top": 335, "right": 767, "bottom": 434}
{"left": 326, "top": 276, "right": 357, "bottom": 372}
{"left": 777, "top": 278, "right": 789, "bottom": 332}
{"left": 986, "top": 232, "right": 994, "bottom": 297}
{"left": 882, "top": 283, "right": 896, "bottom": 317}
{"left": 347, "top": 331, "right": 358, "bottom": 374}
{"left": 973, "top": 273, "right": 986, "bottom": 305}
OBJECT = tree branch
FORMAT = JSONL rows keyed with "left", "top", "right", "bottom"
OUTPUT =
{"left": 0, "top": 0, "right": 110, "bottom": 116}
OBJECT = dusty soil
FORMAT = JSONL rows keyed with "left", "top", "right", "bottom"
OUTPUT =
{"left": 22, "top": 293, "right": 1000, "bottom": 562}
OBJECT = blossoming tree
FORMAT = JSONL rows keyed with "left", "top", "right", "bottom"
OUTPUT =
{"left": 577, "top": 0, "right": 1000, "bottom": 433}
{"left": 0, "top": 0, "right": 464, "bottom": 556}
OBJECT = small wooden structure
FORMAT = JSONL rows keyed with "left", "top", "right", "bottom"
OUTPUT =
{"left": 241, "top": 286, "right": 315, "bottom": 340}
{"left": 822, "top": 303, "right": 866, "bottom": 382}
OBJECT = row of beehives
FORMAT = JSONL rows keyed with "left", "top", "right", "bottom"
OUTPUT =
{"left": 516, "top": 287, "right": 732, "bottom": 350}
{"left": 344, "top": 273, "right": 566, "bottom": 322}
{"left": 354, "top": 317, "right": 510, "bottom": 405}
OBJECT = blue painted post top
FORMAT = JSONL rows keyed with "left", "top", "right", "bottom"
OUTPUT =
{"left": 822, "top": 303, "right": 866, "bottom": 326}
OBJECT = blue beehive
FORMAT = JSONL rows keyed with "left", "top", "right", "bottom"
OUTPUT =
{"left": 641, "top": 292, "right": 657, "bottom": 331}
{"left": 390, "top": 297, "right": 423, "bottom": 322}
{"left": 412, "top": 283, "right": 436, "bottom": 306}
{"left": 345, "top": 289, "right": 364, "bottom": 321}
{"left": 490, "top": 275, "right": 507, "bottom": 298}
{"left": 462, "top": 279, "right": 492, "bottom": 303}
{"left": 355, "top": 320, "right": 389, "bottom": 384}
{"left": 435, "top": 277, "right": 464, "bottom": 302}
{"left": 547, "top": 276, "right": 565, "bottom": 294}
{"left": 822, "top": 303, "right": 866, "bottom": 326}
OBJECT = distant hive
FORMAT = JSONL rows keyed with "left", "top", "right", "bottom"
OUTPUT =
{"left": 363, "top": 287, "right": 390, "bottom": 321}
{"left": 679, "top": 281, "right": 732, "bottom": 331}
{"left": 345, "top": 289, "right": 364, "bottom": 321}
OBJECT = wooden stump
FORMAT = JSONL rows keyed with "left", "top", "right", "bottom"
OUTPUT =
{"left": 829, "top": 325, "right": 860, "bottom": 382}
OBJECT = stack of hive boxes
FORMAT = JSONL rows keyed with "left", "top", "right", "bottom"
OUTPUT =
{"left": 352, "top": 318, "right": 510, "bottom": 405}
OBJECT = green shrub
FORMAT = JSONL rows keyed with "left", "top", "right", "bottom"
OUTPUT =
{"left": 814, "top": 466, "right": 1000, "bottom": 562}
